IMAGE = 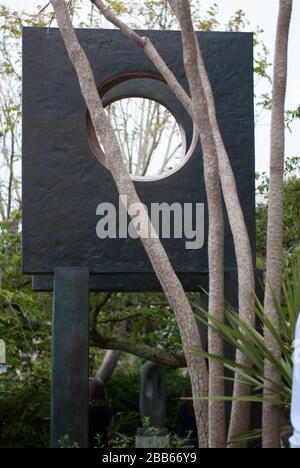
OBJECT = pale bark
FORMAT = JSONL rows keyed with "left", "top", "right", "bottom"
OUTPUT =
{"left": 6, "top": 129, "right": 15, "bottom": 220}
{"left": 167, "top": 0, "right": 254, "bottom": 447}
{"left": 93, "top": 0, "right": 226, "bottom": 449}
{"left": 166, "top": 0, "right": 226, "bottom": 449}
{"left": 96, "top": 321, "right": 126, "bottom": 382}
{"left": 262, "top": 0, "right": 293, "bottom": 449}
{"left": 92, "top": 1, "right": 193, "bottom": 115}
{"left": 169, "top": 0, "right": 256, "bottom": 446}
{"left": 94, "top": 0, "right": 226, "bottom": 447}
{"left": 95, "top": 0, "right": 256, "bottom": 449}
{"left": 51, "top": 0, "right": 209, "bottom": 448}
{"left": 96, "top": 349, "right": 121, "bottom": 381}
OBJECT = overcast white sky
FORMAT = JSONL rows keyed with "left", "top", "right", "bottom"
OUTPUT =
{"left": 3, "top": 0, "right": 300, "bottom": 174}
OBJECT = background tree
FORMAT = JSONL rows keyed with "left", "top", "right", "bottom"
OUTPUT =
{"left": 90, "top": 97, "right": 184, "bottom": 178}
{"left": 262, "top": 0, "right": 293, "bottom": 448}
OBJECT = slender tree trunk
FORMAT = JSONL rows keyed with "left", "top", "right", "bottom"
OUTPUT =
{"left": 169, "top": 0, "right": 255, "bottom": 447}
{"left": 96, "top": 321, "right": 126, "bottom": 382}
{"left": 96, "top": 349, "right": 121, "bottom": 381}
{"left": 51, "top": 0, "right": 209, "bottom": 448}
{"left": 166, "top": 0, "right": 225, "bottom": 449}
{"left": 94, "top": 0, "right": 256, "bottom": 446}
{"left": 7, "top": 128, "right": 15, "bottom": 220}
{"left": 197, "top": 37, "right": 255, "bottom": 449}
{"left": 262, "top": 0, "right": 293, "bottom": 449}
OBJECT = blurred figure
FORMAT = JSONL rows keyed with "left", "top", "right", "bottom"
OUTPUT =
{"left": 89, "top": 378, "right": 112, "bottom": 448}
{"left": 176, "top": 388, "right": 198, "bottom": 447}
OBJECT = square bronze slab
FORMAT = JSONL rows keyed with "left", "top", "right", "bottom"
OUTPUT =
{"left": 22, "top": 28, "right": 255, "bottom": 283}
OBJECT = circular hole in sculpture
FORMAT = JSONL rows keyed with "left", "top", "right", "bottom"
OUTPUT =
{"left": 87, "top": 97, "right": 187, "bottom": 180}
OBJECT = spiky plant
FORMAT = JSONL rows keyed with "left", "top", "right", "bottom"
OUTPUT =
{"left": 195, "top": 253, "right": 300, "bottom": 444}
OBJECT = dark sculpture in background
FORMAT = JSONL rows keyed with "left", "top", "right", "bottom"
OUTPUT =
{"left": 136, "top": 361, "right": 169, "bottom": 448}
{"left": 140, "top": 361, "right": 166, "bottom": 428}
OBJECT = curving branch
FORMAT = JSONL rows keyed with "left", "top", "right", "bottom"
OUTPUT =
{"left": 90, "top": 328, "right": 186, "bottom": 369}
{"left": 90, "top": 292, "right": 112, "bottom": 328}
{"left": 92, "top": 0, "right": 193, "bottom": 115}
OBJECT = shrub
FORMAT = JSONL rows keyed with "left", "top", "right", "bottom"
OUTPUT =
{"left": 0, "top": 364, "right": 50, "bottom": 448}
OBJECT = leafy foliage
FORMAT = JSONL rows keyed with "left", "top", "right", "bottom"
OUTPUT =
{"left": 0, "top": 215, "right": 52, "bottom": 374}
{"left": 256, "top": 157, "right": 300, "bottom": 266}
{"left": 107, "top": 364, "right": 190, "bottom": 439}
{"left": 0, "top": 362, "right": 50, "bottom": 448}
{"left": 286, "top": 104, "right": 300, "bottom": 130}
{"left": 0, "top": 360, "right": 190, "bottom": 448}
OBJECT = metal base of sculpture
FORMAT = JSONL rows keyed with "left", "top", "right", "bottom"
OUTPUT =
{"left": 135, "top": 428, "right": 169, "bottom": 449}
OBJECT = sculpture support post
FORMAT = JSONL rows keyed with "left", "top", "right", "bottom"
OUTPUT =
{"left": 51, "top": 268, "right": 90, "bottom": 448}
